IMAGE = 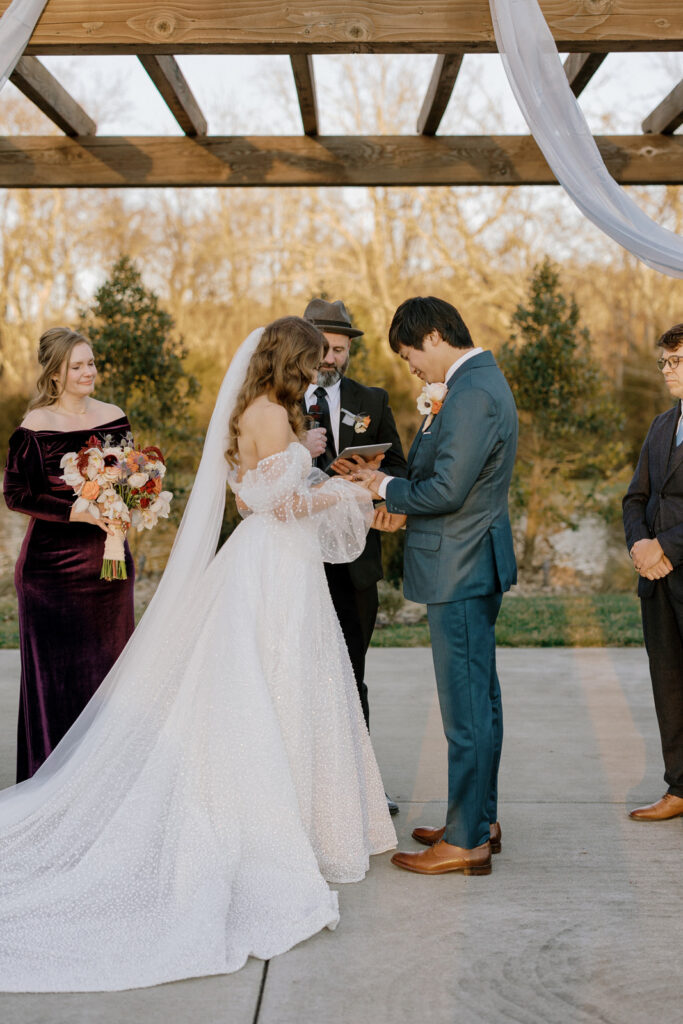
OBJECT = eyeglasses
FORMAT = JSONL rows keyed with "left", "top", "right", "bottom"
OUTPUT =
{"left": 657, "top": 355, "right": 682, "bottom": 371}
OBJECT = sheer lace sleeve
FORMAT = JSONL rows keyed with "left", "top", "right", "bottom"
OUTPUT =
{"left": 232, "top": 442, "right": 373, "bottom": 563}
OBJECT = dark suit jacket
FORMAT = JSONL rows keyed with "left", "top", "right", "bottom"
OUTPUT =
{"left": 320, "top": 376, "right": 407, "bottom": 590}
{"left": 385, "top": 351, "right": 518, "bottom": 605}
{"left": 623, "top": 403, "right": 683, "bottom": 600}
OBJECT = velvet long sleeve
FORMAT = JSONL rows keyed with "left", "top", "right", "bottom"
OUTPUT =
{"left": 4, "top": 429, "right": 74, "bottom": 522}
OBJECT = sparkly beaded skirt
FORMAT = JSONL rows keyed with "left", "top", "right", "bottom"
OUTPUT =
{"left": 0, "top": 443, "right": 396, "bottom": 991}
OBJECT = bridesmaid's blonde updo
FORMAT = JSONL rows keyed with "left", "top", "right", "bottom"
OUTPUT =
{"left": 226, "top": 316, "right": 324, "bottom": 467}
{"left": 27, "top": 326, "right": 92, "bottom": 412}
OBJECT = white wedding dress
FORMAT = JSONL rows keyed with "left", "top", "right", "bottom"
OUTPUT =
{"left": 0, "top": 331, "right": 396, "bottom": 992}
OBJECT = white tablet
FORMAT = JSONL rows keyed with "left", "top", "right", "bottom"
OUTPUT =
{"left": 334, "top": 443, "right": 392, "bottom": 461}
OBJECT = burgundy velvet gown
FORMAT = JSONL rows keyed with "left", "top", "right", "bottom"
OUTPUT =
{"left": 3, "top": 417, "right": 135, "bottom": 783}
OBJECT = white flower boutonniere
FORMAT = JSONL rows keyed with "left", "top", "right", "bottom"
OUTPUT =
{"left": 416, "top": 382, "right": 448, "bottom": 417}
{"left": 342, "top": 408, "right": 371, "bottom": 433}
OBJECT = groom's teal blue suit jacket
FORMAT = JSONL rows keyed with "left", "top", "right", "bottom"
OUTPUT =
{"left": 385, "top": 351, "right": 518, "bottom": 605}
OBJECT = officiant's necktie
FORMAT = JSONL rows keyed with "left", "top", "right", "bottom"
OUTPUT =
{"left": 313, "top": 386, "right": 337, "bottom": 469}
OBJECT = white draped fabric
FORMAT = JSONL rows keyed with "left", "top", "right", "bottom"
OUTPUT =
{"left": 0, "top": 0, "right": 47, "bottom": 91}
{"left": 489, "top": 0, "right": 683, "bottom": 278}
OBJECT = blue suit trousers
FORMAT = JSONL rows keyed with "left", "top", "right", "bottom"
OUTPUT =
{"left": 427, "top": 593, "right": 503, "bottom": 849}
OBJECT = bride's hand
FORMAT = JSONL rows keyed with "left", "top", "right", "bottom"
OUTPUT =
{"left": 353, "top": 470, "right": 385, "bottom": 499}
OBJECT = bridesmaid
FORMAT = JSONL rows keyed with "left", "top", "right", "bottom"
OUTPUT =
{"left": 3, "top": 327, "right": 135, "bottom": 782}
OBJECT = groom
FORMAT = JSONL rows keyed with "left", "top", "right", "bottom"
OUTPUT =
{"left": 365, "top": 296, "right": 518, "bottom": 875}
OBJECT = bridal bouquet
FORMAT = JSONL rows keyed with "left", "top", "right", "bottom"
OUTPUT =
{"left": 60, "top": 433, "right": 173, "bottom": 581}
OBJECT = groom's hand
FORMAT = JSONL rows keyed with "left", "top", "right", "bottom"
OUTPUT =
{"left": 355, "top": 469, "right": 387, "bottom": 499}
{"left": 372, "top": 504, "right": 406, "bottom": 532}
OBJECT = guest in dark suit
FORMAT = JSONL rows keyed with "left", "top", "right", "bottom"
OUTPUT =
{"left": 623, "top": 322, "right": 683, "bottom": 823}
{"left": 359, "top": 296, "right": 518, "bottom": 874}
{"left": 302, "top": 300, "right": 407, "bottom": 760}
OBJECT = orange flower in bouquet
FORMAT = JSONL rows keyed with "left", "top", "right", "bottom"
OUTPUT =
{"left": 60, "top": 432, "right": 173, "bottom": 581}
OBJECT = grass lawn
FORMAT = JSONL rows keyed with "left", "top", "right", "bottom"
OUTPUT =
{"left": 0, "top": 591, "right": 643, "bottom": 650}
{"left": 371, "top": 593, "right": 644, "bottom": 648}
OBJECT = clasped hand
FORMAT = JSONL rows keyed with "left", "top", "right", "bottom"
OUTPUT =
{"left": 343, "top": 466, "right": 406, "bottom": 533}
{"left": 630, "top": 538, "right": 673, "bottom": 580}
{"left": 330, "top": 458, "right": 404, "bottom": 531}
{"left": 301, "top": 439, "right": 406, "bottom": 531}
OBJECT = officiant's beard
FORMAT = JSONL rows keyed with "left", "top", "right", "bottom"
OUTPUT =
{"left": 317, "top": 354, "right": 350, "bottom": 388}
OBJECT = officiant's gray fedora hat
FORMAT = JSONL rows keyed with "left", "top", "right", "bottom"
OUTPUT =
{"left": 303, "top": 298, "right": 364, "bottom": 338}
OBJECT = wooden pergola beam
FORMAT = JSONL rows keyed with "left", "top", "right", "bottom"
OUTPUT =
{"left": 9, "top": 1, "right": 683, "bottom": 55}
{"left": 138, "top": 55, "right": 207, "bottom": 136}
{"left": 1, "top": 134, "right": 679, "bottom": 188}
{"left": 418, "top": 54, "right": 464, "bottom": 136}
{"left": 562, "top": 53, "right": 607, "bottom": 97}
{"left": 9, "top": 56, "right": 96, "bottom": 136}
{"left": 642, "top": 79, "right": 683, "bottom": 135}
{"left": 290, "top": 55, "right": 319, "bottom": 136}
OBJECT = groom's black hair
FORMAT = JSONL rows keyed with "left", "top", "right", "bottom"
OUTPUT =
{"left": 388, "top": 296, "right": 474, "bottom": 352}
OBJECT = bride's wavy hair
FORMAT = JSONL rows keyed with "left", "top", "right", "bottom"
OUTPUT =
{"left": 226, "top": 316, "right": 325, "bottom": 467}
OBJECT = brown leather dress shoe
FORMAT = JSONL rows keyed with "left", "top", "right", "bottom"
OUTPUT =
{"left": 392, "top": 839, "right": 492, "bottom": 875}
{"left": 412, "top": 822, "right": 502, "bottom": 854}
{"left": 629, "top": 794, "right": 683, "bottom": 821}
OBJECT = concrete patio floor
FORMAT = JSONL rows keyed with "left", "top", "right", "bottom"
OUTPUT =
{"left": 0, "top": 646, "right": 681, "bottom": 1024}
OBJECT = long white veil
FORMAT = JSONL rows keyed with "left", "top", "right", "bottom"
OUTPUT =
{"left": 0, "top": 328, "right": 264, "bottom": 825}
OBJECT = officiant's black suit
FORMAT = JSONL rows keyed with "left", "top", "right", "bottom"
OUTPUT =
{"left": 623, "top": 403, "right": 683, "bottom": 798}
{"left": 320, "top": 376, "right": 407, "bottom": 726}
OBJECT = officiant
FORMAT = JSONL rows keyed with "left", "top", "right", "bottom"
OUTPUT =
{"left": 302, "top": 299, "right": 407, "bottom": 775}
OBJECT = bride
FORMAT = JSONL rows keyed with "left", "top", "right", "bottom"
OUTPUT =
{"left": 0, "top": 316, "right": 396, "bottom": 992}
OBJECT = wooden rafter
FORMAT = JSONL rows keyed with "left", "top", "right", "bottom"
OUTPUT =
{"left": 9, "top": 56, "right": 95, "bottom": 136}
{"left": 1, "top": 135, "right": 679, "bottom": 188}
{"left": 562, "top": 53, "right": 607, "bottom": 97}
{"left": 642, "top": 79, "right": 683, "bottom": 135}
{"left": 9, "top": 1, "right": 683, "bottom": 55}
{"left": 138, "top": 55, "right": 207, "bottom": 136}
{"left": 290, "top": 55, "right": 319, "bottom": 136}
{"left": 418, "top": 54, "right": 464, "bottom": 136}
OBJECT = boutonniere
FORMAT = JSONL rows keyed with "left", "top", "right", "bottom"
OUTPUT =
{"left": 416, "top": 382, "right": 448, "bottom": 417}
{"left": 342, "top": 409, "right": 371, "bottom": 434}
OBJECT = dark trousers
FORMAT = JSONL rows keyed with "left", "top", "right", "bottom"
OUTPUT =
{"left": 640, "top": 578, "right": 683, "bottom": 797}
{"left": 427, "top": 593, "right": 503, "bottom": 849}
{"left": 324, "top": 563, "right": 378, "bottom": 728}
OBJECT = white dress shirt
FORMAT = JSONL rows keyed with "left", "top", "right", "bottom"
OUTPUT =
{"left": 377, "top": 347, "right": 484, "bottom": 500}
{"left": 445, "top": 347, "right": 483, "bottom": 383}
{"left": 305, "top": 379, "right": 341, "bottom": 453}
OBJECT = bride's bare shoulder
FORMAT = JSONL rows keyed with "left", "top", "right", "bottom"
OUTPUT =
{"left": 240, "top": 395, "right": 288, "bottom": 427}
{"left": 239, "top": 397, "right": 295, "bottom": 463}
